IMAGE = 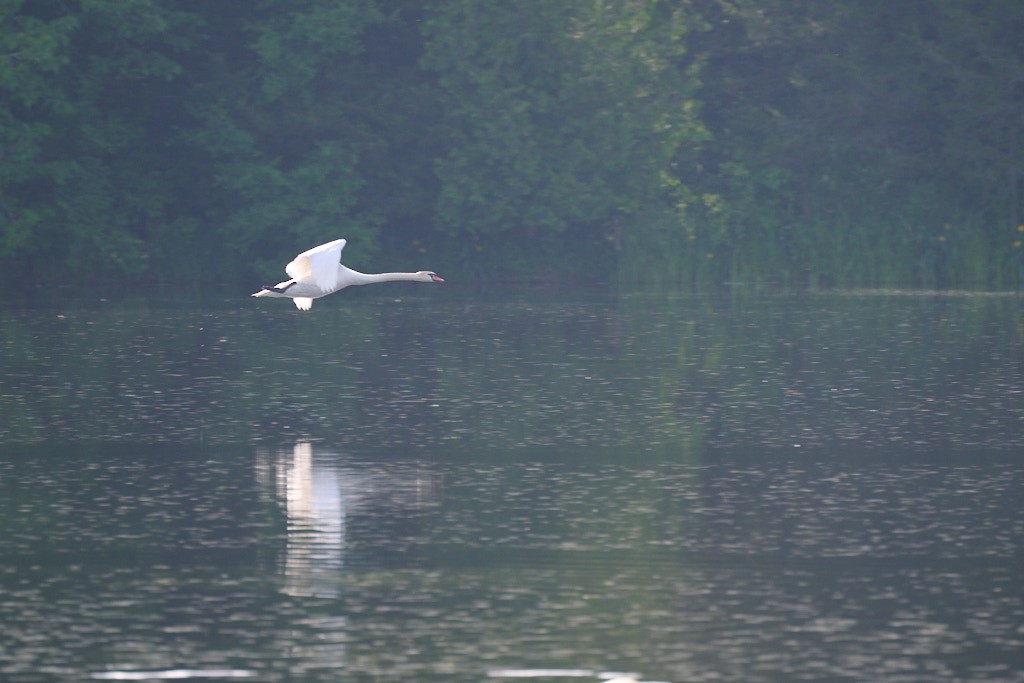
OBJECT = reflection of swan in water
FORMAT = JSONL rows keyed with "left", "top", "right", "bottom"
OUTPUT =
{"left": 277, "top": 442, "right": 352, "bottom": 597}
{"left": 254, "top": 441, "right": 442, "bottom": 598}
{"left": 253, "top": 442, "right": 367, "bottom": 597}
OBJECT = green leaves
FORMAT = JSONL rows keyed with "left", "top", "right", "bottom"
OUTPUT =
{"left": 0, "top": 4, "right": 77, "bottom": 107}
{"left": 186, "top": 1, "right": 389, "bottom": 274}
{"left": 1, "top": 0, "right": 1021, "bottom": 288}
{"left": 0, "top": 0, "right": 195, "bottom": 277}
{"left": 248, "top": 0, "right": 381, "bottom": 101}
{"left": 423, "top": 0, "right": 701, "bottom": 255}
{"left": 673, "top": 0, "right": 1024, "bottom": 287}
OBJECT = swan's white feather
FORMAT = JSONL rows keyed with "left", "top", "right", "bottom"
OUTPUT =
{"left": 285, "top": 238, "right": 346, "bottom": 292}
{"left": 293, "top": 297, "right": 313, "bottom": 311}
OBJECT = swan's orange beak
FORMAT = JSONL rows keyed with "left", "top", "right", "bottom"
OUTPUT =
{"left": 430, "top": 273, "right": 445, "bottom": 283}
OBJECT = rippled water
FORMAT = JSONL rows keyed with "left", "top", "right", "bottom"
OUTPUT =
{"left": 1, "top": 289, "right": 1022, "bottom": 681}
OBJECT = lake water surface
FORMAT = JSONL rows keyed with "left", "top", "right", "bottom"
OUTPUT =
{"left": 1, "top": 288, "right": 1022, "bottom": 682}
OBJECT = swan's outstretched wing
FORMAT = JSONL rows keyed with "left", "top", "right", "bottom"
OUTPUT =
{"left": 293, "top": 297, "right": 313, "bottom": 311}
{"left": 285, "top": 238, "right": 346, "bottom": 293}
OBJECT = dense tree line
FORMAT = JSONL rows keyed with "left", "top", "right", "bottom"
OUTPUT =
{"left": 1, "top": 0, "right": 1022, "bottom": 288}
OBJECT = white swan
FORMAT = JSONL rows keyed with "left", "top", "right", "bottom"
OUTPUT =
{"left": 251, "top": 238, "right": 444, "bottom": 310}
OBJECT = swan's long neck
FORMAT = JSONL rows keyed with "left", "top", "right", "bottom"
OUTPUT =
{"left": 341, "top": 268, "right": 423, "bottom": 286}
{"left": 364, "top": 272, "right": 424, "bottom": 283}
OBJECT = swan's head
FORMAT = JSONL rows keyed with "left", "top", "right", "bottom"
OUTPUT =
{"left": 419, "top": 271, "right": 445, "bottom": 283}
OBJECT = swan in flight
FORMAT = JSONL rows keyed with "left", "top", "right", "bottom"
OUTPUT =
{"left": 252, "top": 238, "right": 444, "bottom": 310}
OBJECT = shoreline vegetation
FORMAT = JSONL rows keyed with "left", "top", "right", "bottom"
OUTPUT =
{"left": 2, "top": 1, "right": 1022, "bottom": 291}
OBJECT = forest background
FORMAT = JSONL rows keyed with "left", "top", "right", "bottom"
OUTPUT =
{"left": 2, "top": 0, "right": 1022, "bottom": 289}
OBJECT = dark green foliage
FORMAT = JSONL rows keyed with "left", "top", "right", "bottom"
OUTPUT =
{"left": 421, "top": 1, "right": 698, "bottom": 262}
{"left": 0, "top": 0, "right": 1021, "bottom": 289}
{"left": 682, "top": 0, "right": 1024, "bottom": 288}
{"left": 1, "top": 0, "right": 189, "bottom": 277}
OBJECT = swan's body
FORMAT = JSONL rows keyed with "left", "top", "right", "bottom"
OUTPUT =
{"left": 251, "top": 238, "right": 443, "bottom": 310}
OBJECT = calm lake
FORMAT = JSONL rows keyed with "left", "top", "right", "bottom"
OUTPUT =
{"left": 1, "top": 287, "right": 1022, "bottom": 682}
